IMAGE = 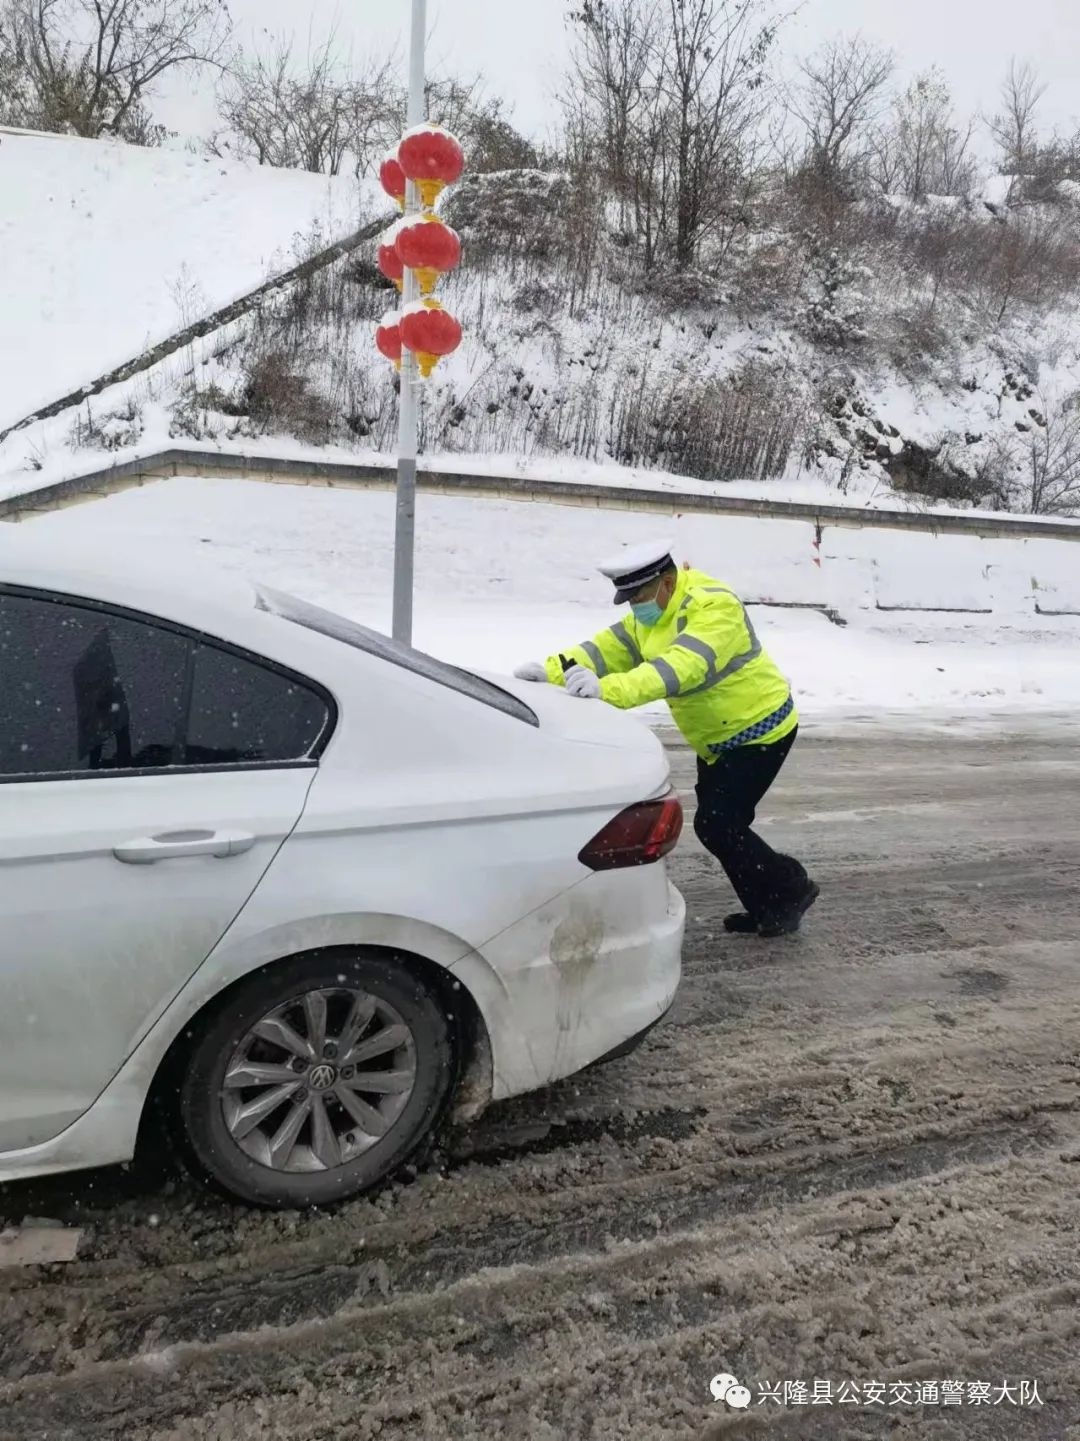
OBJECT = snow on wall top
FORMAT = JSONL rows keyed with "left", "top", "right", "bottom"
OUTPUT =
{"left": 0, "top": 129, "right": 371, "bottom": 430}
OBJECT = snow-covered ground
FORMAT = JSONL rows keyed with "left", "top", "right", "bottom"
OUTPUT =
{"left": 0, "top": 128, "right": 373, "bottom": 430}
{"left": 17, "top": 476, "right": 1080, "bottom": 721}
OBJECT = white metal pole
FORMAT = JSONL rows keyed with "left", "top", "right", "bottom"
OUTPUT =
{"left": 392, "top": 0, "right": 427, "bottom": 645}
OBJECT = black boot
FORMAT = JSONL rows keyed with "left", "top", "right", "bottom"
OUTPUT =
{"left": 724, "top": 912, "right": 759, "bottom": 934}
{"left": 758, "top": 882, "right": 820, "bottom": 939}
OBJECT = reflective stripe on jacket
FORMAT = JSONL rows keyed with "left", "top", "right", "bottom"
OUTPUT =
{"left": 545, "top": 568, "right": 798, "bottom": 763}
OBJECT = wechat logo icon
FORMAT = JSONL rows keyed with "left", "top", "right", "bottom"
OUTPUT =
{"left": 711, "top": 1373, "right": 752, "bottom": 1409}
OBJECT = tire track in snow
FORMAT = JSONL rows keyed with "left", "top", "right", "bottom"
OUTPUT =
{"left": 2, "top": 731, "right": 1080, "bottom": 1439}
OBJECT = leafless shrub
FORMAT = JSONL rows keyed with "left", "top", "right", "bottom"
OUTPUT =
{"left": 606, "top": 358, "right": 804, "bottom": 479}
{"left": 806, "top": 193, "right": 1080, "bottom": 332}
{"left": 883, "top": 433, "right": 993, "bottom": 506}
{"left": 169, "top": 380, "right": 241, "bottom": 441}
{"left": 1019, "top": 393, "right": 1080, "bottom": 515}
{"left": 1018, "top": 130, "right": 1080, "bottom": 203}
{"left": 884, "top": 304, "right": 952, "bottom": 371}
{"left": 901, "top": 207, "right": 970, "bottom": 314}
{"left": 68, "top": 395, "right": 144, "bottom": 450}
{"left": 421, "top": 77, "right": 539, "bottom": 173}
{"left": 789, "top": 34, "right": 895, "bottom": 223}
{"left": 966, "top": 433, "right": 1019, "bottom": 509}
{"left": 513, "top": 280, "right": 561, "bottom": 318}
{"left": 441, "top": 169, "right": 606, "bottom": 312}
{"left": 728, "top": 229, "right": 805, "bottom": 313}
{"left": 234, "top": 348, "right": 334, "bottom": 444}
{"left": 0, "top": 0, "right": 229, "bottom": 141}
{"left": 215, "top": 34, "right": 396, "bottom": 176}
{"left": 442, "top": 171, "right": 576, "bottom": 264}
{"left": 965, "top": 208, "right": 1080, "bottom": 323}
{"left": 628, "top": 260, "right": 725, "bottom": 310}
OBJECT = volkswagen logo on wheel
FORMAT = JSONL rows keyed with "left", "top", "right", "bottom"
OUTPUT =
{"left": 308, "top": 1063, "right": 337, "bottom": 1092}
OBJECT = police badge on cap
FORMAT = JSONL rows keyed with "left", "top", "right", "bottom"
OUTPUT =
{"left": 597, "top": 539, "right": 676, "bottom": 604}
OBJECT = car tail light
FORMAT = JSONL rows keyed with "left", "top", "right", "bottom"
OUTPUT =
{"left": 578, "top": 792, "right": 684, "bottom": 871}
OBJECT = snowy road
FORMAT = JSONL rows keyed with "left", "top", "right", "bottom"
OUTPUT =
{"left": 2, "top": 726, "right": 1079, "bottom": 1439}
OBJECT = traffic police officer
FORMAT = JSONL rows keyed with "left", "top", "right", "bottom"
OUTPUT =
{"left": 515, "top": 540, "right": 819, "bottom": 938}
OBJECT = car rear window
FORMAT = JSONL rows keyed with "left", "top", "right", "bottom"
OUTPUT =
{"left": 0, "top": 586, "right": 332, "bottom": 778}
{"left": 255, "top": 586, "right": 539, "bottom": 728}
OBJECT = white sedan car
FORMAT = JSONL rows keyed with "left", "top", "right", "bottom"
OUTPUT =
{"left": 0, "top": 538, "right": 685, "bottom": 1208}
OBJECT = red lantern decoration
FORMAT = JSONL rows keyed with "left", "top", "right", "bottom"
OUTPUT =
{"left": 375, "top": 310, "right": 403, "bottom": 371}
{"left": 396, "top": 216, "right": 461, "bottom": 296}
{"left": 400, "top": 298, "right": 462, "bottom": 379}
{"left": 398, "top": 124, "right": 464, "bottom": 210}
{"left": 379, "top": 151, "right": 406, "bottom": 212}
{"left": 377, "top": 220, "right": 406, "bottom": 292}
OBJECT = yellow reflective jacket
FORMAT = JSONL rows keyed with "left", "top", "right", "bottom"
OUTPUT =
{"left": 545, "top": 568, "right": 798, "bottom": 763}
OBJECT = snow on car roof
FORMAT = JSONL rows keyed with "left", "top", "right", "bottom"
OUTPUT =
{"left": 0, "top": 526, "right": 258, "bottom": 628}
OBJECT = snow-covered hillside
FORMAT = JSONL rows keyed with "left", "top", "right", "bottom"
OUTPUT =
{"left": 1, "top": 139, "right": 1079, "bottom": 519}
{"left": 0, "top": 128, "right": 373, "bottom": 430}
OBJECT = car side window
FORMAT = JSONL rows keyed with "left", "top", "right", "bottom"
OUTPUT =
{"left": 185, "top": 642, "right": 329, "bottom": 766}
{"left": 0, "top": 591, "right": 189, "bottom": 775}
{"left": 0, "top": 590, "right": 330, "bottom": 780}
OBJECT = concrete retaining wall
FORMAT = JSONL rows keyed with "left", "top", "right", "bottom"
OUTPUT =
{"left": 4, "top": 446, "right": 1080, "bottom": 540}
{"left": 3, "top": 447, "right": 1079, "bottom": 620}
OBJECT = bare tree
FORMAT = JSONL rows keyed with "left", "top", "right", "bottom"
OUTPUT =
{"left": 937, "top": 115, "right": 977, "bottom": 196}
{"left": 1023, "top": 393, "right": 1080, "bottom": 515}
{"left": 0, "top": 0, "right": 229, "bottom": 140}
{"left": 566, "top": 0, "right": 660, "bottom": 204}
{"left": 564, "top": 0, "right": 671, "bottom": 265}
{"left": 872, "top": 69, "right": 977, "bottom": 200}
{"left": 664, "top": 0, "right": 782, "bottom": 267}
{"left": 565, "top": 0, "right": 786, "bottom": 270}
{"left": 792, "top": 33, "right": 894, "bottom": 206}
{"left": 0, "top": 10, "right": 33, "bottom": 118}
{"left": 987, "top": 58, "right": 1045, "bottom": 183}
{"left": 216, "top": 35, "right": 397, "bottom": 176}
{"left": 867, "top": 122, "right": 902, "bottom": 196}
{"left": 894, "top": 71, "right": 944, "bottom": 199}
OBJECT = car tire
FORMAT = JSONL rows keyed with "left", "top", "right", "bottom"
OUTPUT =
{"left": 176, "top": 950, "right": 454, "bottom": 1209}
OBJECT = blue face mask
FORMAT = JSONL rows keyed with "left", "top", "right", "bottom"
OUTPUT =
{"left": 631, "top": 599, "right": 664, "bottom": 627}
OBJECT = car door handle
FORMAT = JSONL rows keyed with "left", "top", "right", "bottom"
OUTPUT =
{"left": 113, "top": 830, "right": 256, "bottom": 864}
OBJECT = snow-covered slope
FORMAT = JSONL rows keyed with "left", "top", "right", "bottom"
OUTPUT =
{"left": 0, "top": 128, "right": 372, "bottom": 430}
{"left": 1, "top": 142, "right": 1079, "bottom": 519}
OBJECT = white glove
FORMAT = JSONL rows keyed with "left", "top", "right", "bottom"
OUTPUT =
{"left": 565, "top": 665, "right": 601, "bottom": 700}
{"left": 513, "top": 661, "right": 549, "bottom": 682}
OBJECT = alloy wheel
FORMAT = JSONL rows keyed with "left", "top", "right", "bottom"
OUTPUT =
{"left": 221, "top": 986, "right": 418, "bottom": 1174}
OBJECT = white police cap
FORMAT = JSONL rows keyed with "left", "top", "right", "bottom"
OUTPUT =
{"left": 597, "top": 539, "right": 676, "bottom": 604}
